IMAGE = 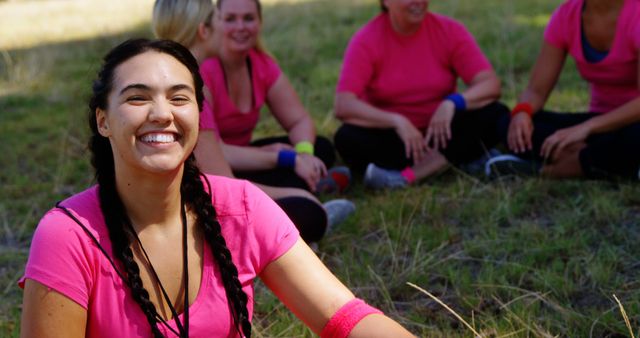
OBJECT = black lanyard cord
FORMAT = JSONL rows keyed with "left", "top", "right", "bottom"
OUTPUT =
{"left": 125, "top": 198, "right": 190, "bottom": 338}
{"left": 56, "top": 202, "right": 188, "bottom": 337}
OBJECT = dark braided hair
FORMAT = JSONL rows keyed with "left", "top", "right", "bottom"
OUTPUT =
{"left": 88, "top": 38, "right": 251, "bottom": 337}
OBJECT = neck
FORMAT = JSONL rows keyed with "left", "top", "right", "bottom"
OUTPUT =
{"left": 189, "top": 45, "right": 208, "bottom": 65}
{"left": 388, "top": 16, "right": 421, "bottom": 36}
{"left": 585, "top": 0, "right": 624, "bottom": 12}
{"left": 115, "top": 166, "right": 184, "bottom": 232}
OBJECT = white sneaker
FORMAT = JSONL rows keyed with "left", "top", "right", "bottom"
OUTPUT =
{"left": 323, "top": 199, "right": 356, "bottom": 234}
{"left": 363, "top": 163, "right": 408, "bottom": 190}
{"left": 485, "top": 154, "right": 541, "bottom": 178}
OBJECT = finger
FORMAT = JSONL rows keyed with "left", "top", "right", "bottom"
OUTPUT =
{"left": 419, "top": 138, "right": 429, "bottom": 158}
{"left": 439, "top": 127, "right": 447, "bottom": 150}
{"left": 515, "top": 129, "right": 526, "bottom": 154}
{"left": 413, "top": 140, "right": 424, "bottom": 163}
{"left": 432, "top": 129, "right": 440, "bottom": 150}
{"left": 446, "top": 121, "right": 452, "bottom": 141}
{"left": 318, "top": 162, "right": 327, "bottom": 177}
{"left": 541, "top": 138, "right": 555, "bottom": 159}
{"left": 524, "top": 126, "right": 534, "bottom": 151}
{"left": 424, "top": 128, "right": 434, "bottom": 151}
{"left": 404, "top": 140, "right": 412, "bottom": 159}
{"left": 552, "top": 139, "right": 569, "bottom": 162}
{"left": 508, "top": 128, "right": 517, "bottom": 152}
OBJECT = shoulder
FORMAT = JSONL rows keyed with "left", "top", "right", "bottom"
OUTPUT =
{"left": 249, "top": 49, "right": 280, "bottom": 71}
{"left": 549, "top": 0, "right": 580, "bottom": 24}
{"left": 426, "top": 12, "right": 474, "bottom": 38}
{"left": 23, "top": 186, "right": 105, "bottom": 304}
{"left": 249, "top": 49, "right": 282, "bottom": 87}
{"left": 201, "top": 174, "right": 262, "bottom": 216}
{"left": 40, "top": 186, "right": 106, "bottom": 240}
{"left": 350, "top": 13, "right": 387, "bottom": 46}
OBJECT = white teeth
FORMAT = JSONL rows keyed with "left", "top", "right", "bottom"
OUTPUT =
{"left": 140, "top": 133, "right": 176, "bottom": 143}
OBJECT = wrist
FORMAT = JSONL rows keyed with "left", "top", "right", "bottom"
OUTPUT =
{"left": 277, "top": 150, "right": 297, "bottom": 168}
{"left": 390, "top": 114, "right": 404, "bottom": 129}
{"left": 511, "top": 102, "right": 534, "bottom": 118}
{"left": 445, "top": 93, "right": 466, "bottom": 112}
{"left": 294, "top": 141, "right": 314, "bottom": 155}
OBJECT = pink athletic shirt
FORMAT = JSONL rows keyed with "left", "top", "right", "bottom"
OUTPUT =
{"left": 337, "top": 12, "right": 493, "bottom": 129}
{"left": 544, "top": 0, "right": 640, "bottom": 113}
{"left": 20, "top": 175, "right": 299, "bottom": 338}
{"left": 199, "top": 49, "right": 282, "bottom": 145}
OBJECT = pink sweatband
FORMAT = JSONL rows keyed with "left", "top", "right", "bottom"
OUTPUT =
{"left": 400, "top": 167, "right": 416, "bottom": 184}
{"left": 320, "top": 298, "right": 383, "bottom": 338}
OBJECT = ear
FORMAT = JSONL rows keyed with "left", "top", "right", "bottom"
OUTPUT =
{"left": 96, "top": 108, "right": 111, "bottom": 137}
{"left": 197, "top": 22, "right": 209, "bottom": 41}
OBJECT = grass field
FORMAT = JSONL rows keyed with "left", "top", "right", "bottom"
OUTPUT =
{"left": 1, "top": 0, "right": 639, "bottom": 337}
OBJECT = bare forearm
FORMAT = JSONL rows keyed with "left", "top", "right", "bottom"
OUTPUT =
{"left": 335, "top": 93, "right": 399, "bottom": 129}
{"left": 221, "top": 143, "right": 278, "bottom": 171}
{"left": 287, "top": 117, "right": 317, "bottom": 145}
{"left": 584, "top": 97, "right": 640, "bottom": 134}
{"left": 348, "top": 314, "right": 415, "bottom": 338}
{"left": 461, "top": 71, "right": 501, "bottom": 110}
{"left": 517, "top": 88, "right": 548, "bottom": 112}
{"left": 193, "top": 132, "right": 234, "bottom": 177}
{"left": 517, "top": 42, "right": 567, "bottom": 112}
{"left": 256, "top": 183, "right": 320, "bottom": 203}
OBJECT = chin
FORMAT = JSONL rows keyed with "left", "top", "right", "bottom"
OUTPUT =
{"left": 139, "top": 154, "right": 189, "bottom": 175}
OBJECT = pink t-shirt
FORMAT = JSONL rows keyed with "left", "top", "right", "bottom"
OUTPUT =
{"left": 544, "top": 0, "right": 640, "bottom": 113}
{"left": 199, "top": 49, "right": 282, "bottom": 145}
{"left": 337, "top": 12, "right": 492, "bottom": 129}
{"left": 21, "top": 175, "right": 299, "bottom": 338}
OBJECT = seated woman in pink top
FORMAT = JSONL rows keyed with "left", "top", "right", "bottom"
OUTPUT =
{"left": 198, "top": 0, "right": 349, "bottom": 194}
{"left": 19, "top": 39, "right": 414, "bottom": 338}
{"left": 151, "top": 0, "right": 354, "bottom": 243}
{"left": 334, "top": 0, "right": 508, "bottom": 189}
{"left": 493, "top": 0, "right": 640, "bottom": 179}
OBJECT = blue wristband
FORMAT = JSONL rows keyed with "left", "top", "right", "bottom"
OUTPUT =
{"left": 445, "top": 93, "right": 466, "bottom": 112}
{"left": 277, "top": 150, "right": 297, "bottom": 168}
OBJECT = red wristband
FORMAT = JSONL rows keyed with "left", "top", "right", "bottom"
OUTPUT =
{"left": 511, "top": 102, "right": 534, "bottom": 117}
{"left": 320, "top": 299, "right": 383, "bottom": 338}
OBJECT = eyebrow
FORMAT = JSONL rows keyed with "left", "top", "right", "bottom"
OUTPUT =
{"left": 119, "top": 83, "right": 195, "bottom": 95}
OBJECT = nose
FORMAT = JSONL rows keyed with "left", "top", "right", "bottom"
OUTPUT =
{"left": 148, "top": 98, "right": 174, "bottom": 124}
{"left": 232, "top": 18, "right": 245, "bottom": 31}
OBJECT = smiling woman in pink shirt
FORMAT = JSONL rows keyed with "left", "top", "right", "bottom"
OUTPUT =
{"left": 19, "top": 38, "right": 414, "bottom": 338}
{"left": 197, "top": 0, "right": 352, "bottom": 195}
{"left": 493, "top": 0, "right": 640, "bottom": 179}
{"left": 334, "top": 0, "right": 509, "bottom": 189}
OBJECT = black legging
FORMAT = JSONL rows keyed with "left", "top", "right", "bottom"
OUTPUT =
{"left": 234, "top": 136, "right": 336, "bottom": 190}
{"left": 497, "top": 110, "right": 640, "bottom": 179}
{"left": 275, "top": 196, "right": 326, "bottom": 243}
{"left": 334, "top": 102, "right": 509, "bottom": 174}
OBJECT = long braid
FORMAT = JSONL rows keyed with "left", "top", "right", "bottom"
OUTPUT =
{"left": 181, "top": 155, "right": 252, "bottom": 337}
{"left": 87, "top": 39, "right": 250, "bottom": 337}
{"left": 90, "top": 133, "right": 165, "bottom": 338}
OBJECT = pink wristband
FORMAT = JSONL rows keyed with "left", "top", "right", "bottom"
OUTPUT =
{"left": 320, "top": 298, "right": 383, "bottom": 338}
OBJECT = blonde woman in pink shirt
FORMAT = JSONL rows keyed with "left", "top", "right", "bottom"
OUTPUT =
{"left": 491, "top": 0, "right": 640, "bottom": 179}
{"left": 334, "top": 0, "right": 509, "bottom": 189}
{"left": 196, "top": 0, "right": 351, "bottom": 195}
{"left": 152, "top": 0, "right": 355, "bottom": 243}
{"left": 20, "top": 38, "right": 414, "bottom": 338}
